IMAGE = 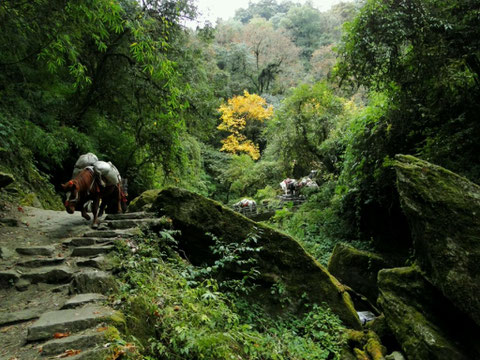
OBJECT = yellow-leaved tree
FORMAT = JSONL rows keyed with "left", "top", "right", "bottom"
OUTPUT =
{"left": 217, "top": 91, "right": 273, "bottom": 160}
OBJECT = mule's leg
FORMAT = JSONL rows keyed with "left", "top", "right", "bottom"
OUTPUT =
{"left": 91, "top": 196, "right": 101, "bottom": 228}
{"left": 80, "top": 201, "right": 91, "bottom": 221}
{"left": 98, "top": 199, "right": 106, "bottom": 217}
{"left": 117, "top": 185, "right": 123, "bottom": 213}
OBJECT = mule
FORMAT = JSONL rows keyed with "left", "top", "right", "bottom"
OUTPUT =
{"left": 98, "top": 179, "right": 128, "bottom": 217}
{"left": 61, "top": 168, "right": 117, "bottom": 227}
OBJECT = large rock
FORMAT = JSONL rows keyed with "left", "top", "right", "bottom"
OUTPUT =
{"left": 328, "top": 243, "right": 388, "bottom": 302}
{"left": 378, "top": 266, "right": 480, "bottom": 360}
{"left": 128, "top": 189, "right": 161, "bottom": 212}
{"left": 151, "top": 187, "right": 361, "bottom": 329}
{"left": 394, "top": 155, "right": 480, "bottom": 326}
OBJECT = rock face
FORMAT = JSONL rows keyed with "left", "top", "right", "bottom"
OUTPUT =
{"left": 328, "top": 244, "right": 388, "bottom": 302}
{"left": 151, "top": 187, "right": 361, "bottom": 329}
{"left": 378, "top": 266, "right": 480, "bottom": 360}
{"left": 394, "top": 155, "right": 480, "bottom": 326}
{"left": 128, "top": 189, "right": 161, "bottom": 212}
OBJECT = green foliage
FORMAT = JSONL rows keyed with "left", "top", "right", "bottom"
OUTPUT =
{"left": 0, "top": 0, "right": 200, "bottom": 198}
{"left": 113, "top": 229, "right": 346, "bottom": 360}
{"left": 268, "top": 179, "right": 361, "bottom": 265}
{"left": 265, "top": 82, "right": 350, "bottom": 177}
{"left": 254, "top": 185, "right": 278, "bottom": 203}
{"left": 185, "top": 230, "right": 263, "bottom": 296}
{"left": 335, "top": 0, "right": 480, "bottom": 180}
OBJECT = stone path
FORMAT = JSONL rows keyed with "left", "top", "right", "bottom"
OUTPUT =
{"left": 0, "top": 211, "right": 157, "bottom": 360}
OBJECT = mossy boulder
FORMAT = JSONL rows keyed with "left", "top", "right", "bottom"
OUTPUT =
{"left": 328, "top": 244, "right": 389, "bottom": 303}
{"left": 378, "top": 266, "right": 480, "bottom": 360}
{"left": 128, "top": 189, "right": 161, "bottom": 212}
{"left": 394, "top": 155, "right": 480, "bottom": 326}
{"left": 151, "top": 187, "right": 361, "bottom": 329}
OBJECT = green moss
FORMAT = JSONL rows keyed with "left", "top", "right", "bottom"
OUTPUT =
{"left": 104, "top": 326, "right": 122, "bottom": 341}
{"left": 109, "top": 311, "right": 127, "bottom": 332}
{"left": 123, "top": 296, "right": 157, "bottom": 347}
{"left": 378, "top": 266, "right": 480, "bottom": 359}
{"left": 19, "top": 192, "right": 42, "bottom": 208}
{"left": 393, "top": 155, "right": 480, "bottom": 327}
{"left": 128, "top": 189, "right": 162, "bottom": 212}
{"left": 0, "top": 152, "right": 62, "bottom": 210}
{"left": 328, "top": 243, "right": 388, "bottom": 302}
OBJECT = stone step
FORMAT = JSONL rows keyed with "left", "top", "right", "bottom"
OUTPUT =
{"left": 0, "top": 246, "right": 15, "bottom": 259}
{"left": 0, "top": 269, "right": 20, "bottom": 288}
{"left": 105, "top": 212, "right": 155, "bottom": 220}
{"left": 76, "top": 256, "right": 112, "bottom": 271}
{"left": 70, "top": 270, "right": 118, "bottom": 294}
{"left": 61, "top": 294, "right": 106, "bottom": 309}
{"left": 21, "top": 265, "right": 74, "bottom": 284}
{"left": 63, "top": 347, "right": 111, "bottom": 360}
{"left": 17, "top": 257, "right": 65, "bottom": 268}
{"left": 71, "top": 245, "right": 115, "bottom": 257}
{"left": 27, "top": 305, "right": 116, "bottom": 342}
{"left": 105, "top": 218, "right": 161, "bottom": 230}
{"left": 39, "top": 328, "right": 107, "bottom": 356}
{"left": 63, "top": 237, "right": 114, "bottom": 247}
{"left": 82, "top": 229, "right": 140, "bottom": 238}
{"left": 0, "top": 308, "right": 41, "bottom": 326}
{"left": 16, "top": 246, "right": 55, "bottom": 256}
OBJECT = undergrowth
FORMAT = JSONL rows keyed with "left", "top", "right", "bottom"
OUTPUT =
{"left": 268, "top": 180, "right": 373, "bottom": 266}
{"left": 112, "top": 227, "right": 346, "bottom": 359}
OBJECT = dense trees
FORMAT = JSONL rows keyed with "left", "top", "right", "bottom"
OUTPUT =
{"left": 3, "top": 0, "right": 477, "bottom": 264}
{"left": 332, "top": 0, "right": 480, "bottom": 247}
{"left": 0, "top": 0, "right": 200, "bottom": 196}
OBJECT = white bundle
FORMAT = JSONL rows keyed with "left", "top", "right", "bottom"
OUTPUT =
{"left": 73, "top": 153, "right": 98, "bottom": 177}
{"left": 93, "top": 160, "right": 121, "bottom": 186}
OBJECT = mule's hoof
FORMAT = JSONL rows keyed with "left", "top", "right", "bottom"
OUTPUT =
{"left": 91, "top": 223, "right": 99, "bottom": 229}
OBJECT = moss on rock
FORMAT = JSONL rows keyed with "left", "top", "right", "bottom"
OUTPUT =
{"left": 378, "top": 266, "right": 480, "bottom": 360}
{"left": 394, "top": 155, "right": 480, "bottom": 326}
{"left": 328, "top": 244, "right": 389, "bottom": 303}
{"left": 346, "top": 329, "right": 386, "bottom": 360}
{"left": 151, "top": 187, "right": 361, "bottom": 329}
{"left": 128, "top": 189, "right": 162, "bottom": 212}
{"left": 0, "top": 151, "right": 62, "bottom": 210}
{"left": 123, "top": 296, "right": 157, "bottom": 347}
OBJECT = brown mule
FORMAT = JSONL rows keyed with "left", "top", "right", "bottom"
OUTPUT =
{"left": 61, "top": 168, "right": 117, "bottom": 228}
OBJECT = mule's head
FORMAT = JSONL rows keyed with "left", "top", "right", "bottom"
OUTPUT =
{"left": 61, "top": 180, "right": 78, "bottom": 214}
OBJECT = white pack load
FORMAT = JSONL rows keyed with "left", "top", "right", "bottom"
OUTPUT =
{"left": 93, "top": 160, "right": 121, "bottom": 186}
{"left": 233, "top": 198, "right": 257, "bottom": 212}
{"left": 73, "top": 152, "right": 98, "bottom": 177}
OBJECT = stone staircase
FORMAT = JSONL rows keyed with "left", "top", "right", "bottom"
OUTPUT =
{"left": 0, "top": 211, "right": 157, "bottom": 359}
